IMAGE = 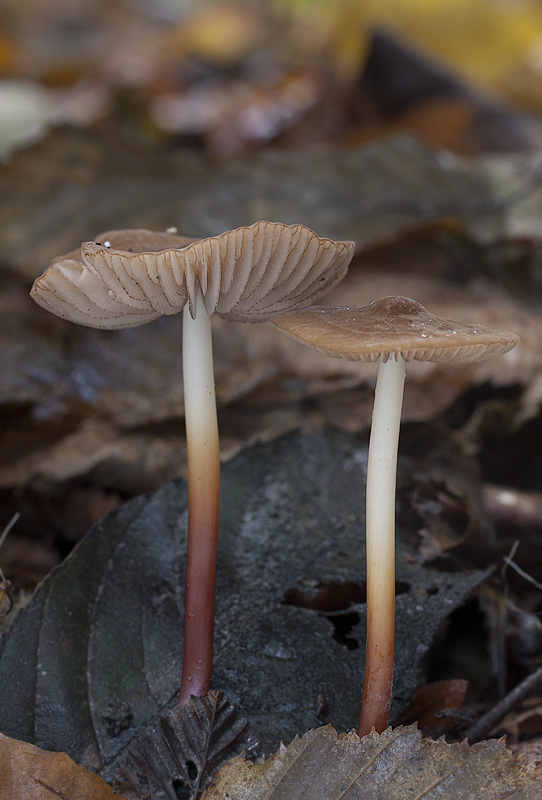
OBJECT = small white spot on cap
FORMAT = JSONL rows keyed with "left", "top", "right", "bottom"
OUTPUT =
{"left": 166, "top": 226, "right": 178, "bottom": 235}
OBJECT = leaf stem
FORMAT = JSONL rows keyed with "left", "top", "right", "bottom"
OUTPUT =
{"left": 465, "top": 663, "right": 542, "bottom": 743}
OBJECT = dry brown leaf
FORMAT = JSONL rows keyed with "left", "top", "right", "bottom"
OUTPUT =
{"left": 202, "top": 723, "right": 542, "bottom": 800}
{"left": 398, "top": 679, "right": 469, "bottom": 732}
{"left": 504, "top": 710, "right": 542, "bottom": 744}
{"left": 0, "top": 732, "right": 124, "bottom": 799}
{"left": 410, "top": 444, "right": 495, "bottom": 565}
{"left": 0, "top": 419, "right": 186, "bottom": 494}
{"left": 114, "top": 691, "right": 252, "bottom": 800}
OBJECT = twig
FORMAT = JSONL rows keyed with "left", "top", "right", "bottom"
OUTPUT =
{"left": 503, "top": 552, "right": 542, "bottom": 592}
{"left": 464, "top": 664, "right": 542, "bottom": 743}
{"left": 0, "top": 512, "right": 20, "bottom": 583}
{"left": 0, "top": 512, "right": 20, "bottom": 551}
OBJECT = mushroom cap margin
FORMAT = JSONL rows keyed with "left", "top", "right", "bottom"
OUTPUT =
{"left": 270, "top": 297, "right": 520, "bottom": 364}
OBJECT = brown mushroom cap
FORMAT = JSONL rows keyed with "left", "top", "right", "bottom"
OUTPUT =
{"left": 31, "top": 221, "right": 354, "bottom": 329}
{"left": 270, "top": 296, "right": 520, "bottom": 363}
{"left": 49, "top": 228, "right": 200, "bottom": 265}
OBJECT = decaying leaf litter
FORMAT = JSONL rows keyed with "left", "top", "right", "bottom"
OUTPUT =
{"left": 0, "top": 429, "right": 492, "bottom": 773}
{"left": 2, "top": 1, "right": 542, "bottom": 797}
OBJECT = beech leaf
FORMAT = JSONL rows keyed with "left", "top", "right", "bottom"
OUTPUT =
{"left": 201, "top": 724, "right": 542, "bottom": 800}
{"left": 0, "top": 732, "right": 124, "bottom": 800}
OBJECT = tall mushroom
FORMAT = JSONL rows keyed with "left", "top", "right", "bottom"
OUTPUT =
{"left": 270, "top": 296, "right": 519, "bottom": 736}
{"left": 31, "top": 220, "right": 355, "bottom": 703}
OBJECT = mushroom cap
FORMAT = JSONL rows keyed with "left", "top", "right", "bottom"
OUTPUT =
{"left": 31, "top": 221, "right": 354, "bottom": 329}
{"left": 270, "top": 296, "right": 520, "bottom": 363}
{"left": 50, "top": 228, "right": 199, "bottom": 265}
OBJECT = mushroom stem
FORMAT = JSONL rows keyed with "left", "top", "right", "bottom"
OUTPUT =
{"left": 179, "top": 289, "right": 220, "bottom": 704}
{"left": 358, "top": 354, "right": 406, "bottom": 736}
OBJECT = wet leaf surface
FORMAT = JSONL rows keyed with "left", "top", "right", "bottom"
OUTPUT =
{"left": 0, "top": 430, "right": 488, "bottom": 777}
{"left": 201, "top": 723, "right": 542, "bottom": 800}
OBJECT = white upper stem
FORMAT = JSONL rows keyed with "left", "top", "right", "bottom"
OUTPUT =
{"left": 365, "top": 355, "right": 406, "bottom": 648}
{"left": 182, "top": 290, "right": 219, "bottom": 464}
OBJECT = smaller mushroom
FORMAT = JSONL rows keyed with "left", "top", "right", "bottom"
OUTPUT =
{"left": 270, "top": 296, "right": 519, "bottom": 736}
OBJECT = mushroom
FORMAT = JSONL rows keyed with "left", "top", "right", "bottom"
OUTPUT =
{"left": 31, "top": 220, "right": 355, "bottom": 704}
{"left": 270, "top": 296, "right": 519, "bottom": 736}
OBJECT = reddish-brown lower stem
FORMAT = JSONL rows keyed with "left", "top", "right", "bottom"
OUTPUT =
{"left": 358, "top": 591, "right": 395, "bottom": 736}
{"left": 179, "top": 442, "right": 220, "bottom": 702}
{"left": 179, "top": 294, "right": 220, "bottom": 704}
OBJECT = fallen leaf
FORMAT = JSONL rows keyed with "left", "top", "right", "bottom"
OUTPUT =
{"left": 0, "top": 419, "right": 186, "bottom": 495}
{"left": 398, "top": 679, "right": 469, "bottom": 731}
{"left": 481, "top": 153, "right": 542, "bottom": 245}
{"left": 0, "top": 127, "right": 499, "bottom": 282}
{"left": 0, "top": 430, "right": 488, "bottom": 777}
{"left": 350, "top": 31, "right": 541, "bottom": 155}
{"left": 498, "top": 701, "right": 542, "bottom": 743}
{"left": 410, "top": 442, "right": 495, "bottom": 565}
{"left": 368, "top": 0, "right": 542, "bottom": 94}
{"left": 115, "top": 691, "right": 253, "bottom": 800}
{"left": 201, "top": 723, "right": 542, "bottom": 800}
{"left": 0, "top": 732, "right": 123, "bottom": 799}
{"left": 510, "top": 737, "right": 542, "bottom": 767}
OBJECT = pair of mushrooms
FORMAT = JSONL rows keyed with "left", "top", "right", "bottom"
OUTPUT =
{"left": 31, "top": 221, "right": 518, "bottom": 735}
